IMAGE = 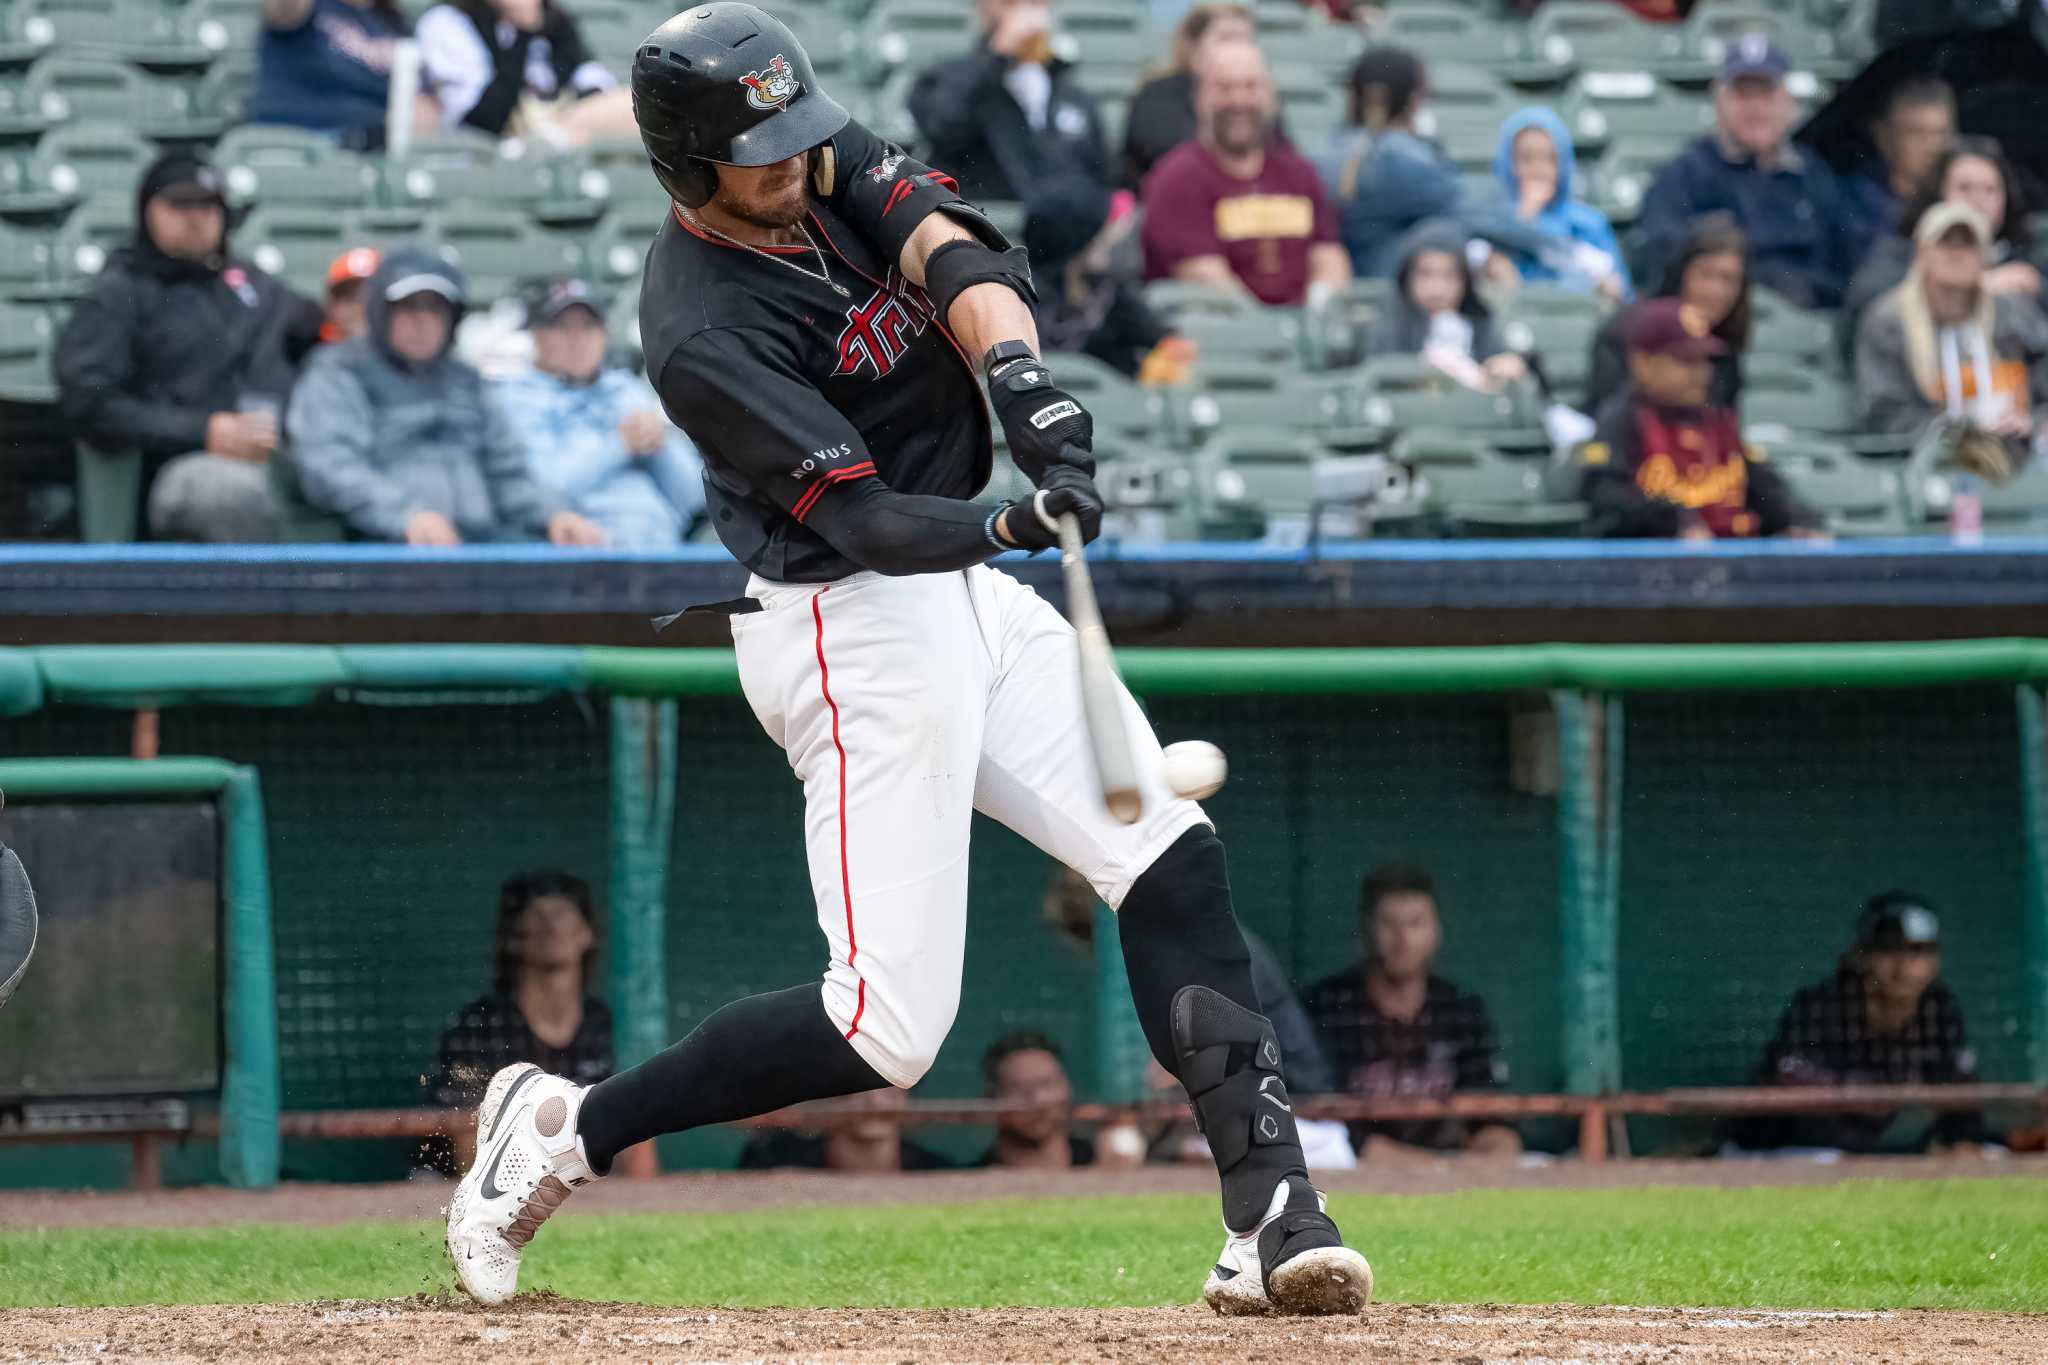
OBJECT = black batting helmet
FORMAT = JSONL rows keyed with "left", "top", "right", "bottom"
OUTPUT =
{"left": 632, "top": 3, "right": 850, "bottom": 209}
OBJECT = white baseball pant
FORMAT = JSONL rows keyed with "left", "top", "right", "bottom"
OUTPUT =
{"left": 731, "top": 563, "right": 1209, "bottom": 1088}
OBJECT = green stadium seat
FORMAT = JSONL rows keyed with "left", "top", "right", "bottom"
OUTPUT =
{"left": 1174, "top": 306, "right": 1308, "bottom": 368}
{"left": 1652, "top": 5, "right": 1847, "bottom": 84}
{"left": 1376, "top": 6, "right": 1527, "bottom": 80}
{"left": 1260, "top": 22, "right": 1367, "bottom": 80}
{"left": 1752, "top": 435, "right": 1906, "bottom": 536}
{"left": 1560, "top": 72, "right": 1713, "bottom": 159}
{"left": 1414, "top": 65, "right": 1519, "bottom": 173}
{"left": 49, "top": 192, "right": 131, "bottom": 286}
{"left": 1742, "top": 367, "right": 1857, "bottom": 436}
{"left": 182, "top": 0, "right": 268, "bottom": 63}
{"left": 1306, "top": 277, "right": 1390, "bottom": 370}
{"left": 430, "top": 208, "right": 585, "bottom": 306}
{"left": 195, "top": 50, "right": 257, "bottom": 127}
{"left": 574, "top": 0, "right": 648, "bottom": 70}
{"left": 74, "top": 440, "right": 144, "bottom": 542}
{"left": 0, "top": 121, "right": 154, "bottom": 218}
{"left": 383, "top": 132, "right": 549, "bottom": 212}
{"left": 1747, "top": 289, "right": 1836, "bottom": 367}
{"left": 1495, "top": 287, "right": 1611, "bottom": 407}
{"left": 240, "top": 205, "right": 350, "bottom": 297}
{"left": 1270, "top": 72, "right": 1346, "bottom": 148}
{"left": 1141, "top": 278, "right": 1255, "bottom": 324}
{"left": 863, "top": 66, "right": 922, "bottom": 148}
{"left": 1902, "top": 424, "right": 2048, "bottom": 532}
{"left": 0, "top": 218, "right": 57, "bottom": 299}
{"left": 586, "top": 197, "right": 669, "bottom": 284}
{"left": 5, "top": 0, "right": 212, "bottom": 67}
{"left": 217, "top": 125, "right": 379, "bottom": 210}
{"left": 1524, "top": 1, "right": 1663, "bottom": 74}
{"left": 1355, "top": 354, "right": 1547, "bottom": 442}
{"left": 1056, "top": 0, "right": 1147, "bottom": 36}
{"left": 1180, "top": 363, "right": 1358, "bottom": 446}
{"left": 1394, "top": 430, "right": 1586, "bottom": 536}
{"left": 1196, "top": 428, "right": 1327, "bottom": 523}
{"left": 17, "top": 52, "right": 225, "bottom": 141}
{"left": 0, "top": 298, "right": 57, "bottom": 403}
{"left": 269, "top": 439, "right": 348, "bottom": 543}
{"left": 1588, "top": 137, "right": 1675, "bottom": 227}
{"left": 858, "top": 0, "right": 974, "bottom": 79}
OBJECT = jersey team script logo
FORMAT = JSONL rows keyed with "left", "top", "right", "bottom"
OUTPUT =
{"left": 739, "top": 55, "right": 800, "bottom": 112}
{"left": 832, "top": 269, "right": 937, "bottom": 382}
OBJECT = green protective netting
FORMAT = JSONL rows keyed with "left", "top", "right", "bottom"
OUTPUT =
{"left": 1617, "top": 686, "right": 2030, "bottom": 1150}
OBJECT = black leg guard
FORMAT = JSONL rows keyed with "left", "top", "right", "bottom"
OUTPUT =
{"left": 1172, "top": 984, "right": 1323, "bottom": 1236}
{"left": 1118, "top": 827, "right": 1257, "bottom": 1071}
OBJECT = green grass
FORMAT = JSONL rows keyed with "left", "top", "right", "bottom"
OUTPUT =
{"left": 3, "top": 1180, "right": 2042, "bottom": 1313}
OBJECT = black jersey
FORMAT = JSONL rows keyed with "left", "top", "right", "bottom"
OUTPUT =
{"left": 642, "top": 120, "right": 994, "bottom": 583}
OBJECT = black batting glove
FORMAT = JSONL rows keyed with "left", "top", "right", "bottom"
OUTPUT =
{"left": 987, "top": 353, "right": 1096, "bottom": 483}
{"left": 998, "top": 463, "right": 1104, "bottom": 552}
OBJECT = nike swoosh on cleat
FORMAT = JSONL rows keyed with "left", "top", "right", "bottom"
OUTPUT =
{"left": 477, "top": 1104, "right": 535, "bottom": 1202}
{"left": 1212, "top": 1264, "right": 1238, "bottom": 1281}
{"left": 473, "top": 1069, "right": 547, "bottom": 1202}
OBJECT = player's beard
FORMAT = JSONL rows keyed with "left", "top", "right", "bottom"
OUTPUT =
{"left": 720, "top": 179, "right": 811, "bottom": 232}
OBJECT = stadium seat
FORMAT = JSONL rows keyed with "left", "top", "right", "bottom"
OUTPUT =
{"left": 1496, "top": 287, "right": 1610, "bottom": 409}
{"left": 1390, "top": 428, "right": 1585, "bottom": 535}
{"left": 1524, "top": 1, "right": 1663, "bottom": 75}
{"left": 74, "top": 441, "right": 143, "bottom": 542}
{"left": 1747, "top": 290, "right": 1836, "bottom": 367}
{"left": 1056, "top": 0, "right": 1146, "bottom": 36}
{"left": 269, "top": 440, "right": 348, "bottom": 543}
{"left": 17, "top": 52, "right": 225, "bottom": 141}
{"left": 573, "top": 0, "right": 648, "bottom": 70}
{"left": 1195, "top": 428, "right": 1327, "bottom": 531}
{"left": 1306, "top": 277, "right": 1390, "bottom": 370}
{"left": 1560, "top": 72, "right": 1712, "bottom": 160}
{"left": 1173, "top": 306, "right": 1308, "bottom": 368}
{"left": 1375, "top": 6, "right": 1527, "bottom": 80}
{"left": 1902, "top": 424, "right": 2048, "bottom": 532}
{"left": 430, "top": 208, "right": 585, "bottom": 307}
{"left": 216, "top": 125, "right": 379, "bottom": 210}
{"left": 1743, "top": 367, "right": 1857, "bottom": 436}
{"left": 1179, "top": 363, "right": 1357, "bottom": 447}
{"left": 1042, "top": 348, "right": 1176, "bottom": 446}
{"left": 858, "top": 0, "right": 974, "bottom": 80}
{"left": 383, "top": 133, "right": 549, "bottom": 212}
{"left": 1588, "top": 137, "right": 1674, "bottom": 228}
{"left": 1754, "top": 436, "right": 1907, "bottom": 536}
{"left": 0, "top": 218, "right": 56, "bottom": 299}
{"left": 1412, "top": 65, "right": 1518, "bottom": 173}
{"left": 1355, "top": 354, "right": 1547, "bottom": 443}
{"left": 49, "top": 192, "right": 131, "bottom": 285}
{"left": 182, "top": 0, "right": 268, "bottom": 62}
{"left": 239, "top": 206, "right": 422, "bottom": 299}
{"left": 4, "top": 0, "right": 212, "bottom": 67}
{"left": 1652, "top": 5, "right": 1845, "bottom": 85}
{"left": 0, "top": 121, "right": 154, "bottom": 219}
{"left": 194, "top": 50, "right": 256, "bottom": 128}
{"left": 586, "top": 197, "right": 669, "bottom": 284}
{"left": 1141, "top": 279, "right": 1258, "bottom": 325}
{"left": 0, "top": 298, "right": 57, "bottom": 403}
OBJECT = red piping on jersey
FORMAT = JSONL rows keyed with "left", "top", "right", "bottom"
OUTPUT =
{"left": 812, "top": 586, "right": 865, "bottom": 1041}
{"left": 880, "top": 179, "right": 914, "bottom": 217}
{"left": 669, "top": 203, "right": 813, "bottom": 254}
{"left": 790, "top": 460, "right": 876, "bottom": 523}
{"left": 806, "top": 210, "right": 987, "bottom": 384}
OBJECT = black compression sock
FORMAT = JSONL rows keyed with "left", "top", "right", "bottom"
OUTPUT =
{"left": 1117, "top": 826, "right": 1259, "bottom": 1071}
{"left": 575, "top": 984, "right": 888, "bottom": 1173}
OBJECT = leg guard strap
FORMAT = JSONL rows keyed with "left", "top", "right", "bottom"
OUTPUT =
{"left": 1171, "top": 983, "right": 1309, "bottom": 1234}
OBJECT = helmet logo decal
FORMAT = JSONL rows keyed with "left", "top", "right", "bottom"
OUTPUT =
{"left": 739, "top": 54, "right": 802, "bottom": 112}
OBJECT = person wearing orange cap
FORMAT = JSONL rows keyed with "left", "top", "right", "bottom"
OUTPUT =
{"left": 1580, "top": 297, "right": 1822, "bottom": 540}
{"left": 321, "top": 246, "right": 380, "bottom": 344}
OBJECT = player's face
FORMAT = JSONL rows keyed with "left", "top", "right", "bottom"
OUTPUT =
{"left": 515, "top": 894, "right": 593, "bottom": 971}
{"left": 534, "top": 308, "right": 608, "bottom": 383}
{"left": 1680, "top": 250, "right": 1744, "bottom": 328}
{"left": 1370, "top": 892, "right": 1441, "bottom": 981}
{"left": 712, "top": 154, "right": 812, "bottom": 231}
{"left": 991, "top": 1048, "right": 1071, "bottom": 1144}
{"left": 1863, "top": 946, "right": 1939, "bottom": 1008}
{"left": 386, "top": 294, "right": 453, "bottom": 363}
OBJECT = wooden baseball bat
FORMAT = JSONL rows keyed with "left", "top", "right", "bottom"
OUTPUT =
{"left": 1057, "top": 512, "right": 1142, "bottom": 824}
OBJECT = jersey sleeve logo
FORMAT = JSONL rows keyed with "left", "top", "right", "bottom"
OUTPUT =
{"left": 866, "top": 151, "right": 906, "bottom": 183}
{"left": 739, "top": 55, "right": 801, "bottom": 112}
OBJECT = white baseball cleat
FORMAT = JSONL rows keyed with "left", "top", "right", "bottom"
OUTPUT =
{"left": 446, "top": 1063, "right": 598, "bottom": 1305}
{"left": 1203, "top": 1177, "right": 1373, "bottom": 1317}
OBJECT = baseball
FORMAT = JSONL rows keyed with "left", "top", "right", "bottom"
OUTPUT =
{"left": 1162, "top": 740, "right": 1228, "bottom": 800}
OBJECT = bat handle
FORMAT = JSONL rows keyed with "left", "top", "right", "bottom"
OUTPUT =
{"left": 1056, "top": 510, "right": 1086, "bottom": 565}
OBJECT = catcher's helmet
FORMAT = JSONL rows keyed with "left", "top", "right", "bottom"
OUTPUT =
{"left": 632, "top": 3, "right": 850, "bottom": 209}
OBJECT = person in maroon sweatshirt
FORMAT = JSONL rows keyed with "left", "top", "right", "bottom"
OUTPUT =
{"left": 1581, "top": 297, "right": 1822, "bottom": 539}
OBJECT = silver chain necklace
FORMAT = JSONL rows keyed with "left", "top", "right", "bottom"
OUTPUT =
{"left": 681, "top": 207, "right": 849, "bottom": 298}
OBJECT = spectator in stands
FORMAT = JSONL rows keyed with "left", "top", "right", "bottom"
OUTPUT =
{"left": 415, "top": 0, "right": 633, "bottom": 145}
{"left": 54, "top": 151, "right": 322, "bottom": 544}
{"left": 245, "top": 0, "right": 436, "bottom": 149}
{"left": 287, "top": 244, "right": 610, "bottom": 546}
{"left": 1839, "top": 78, "right": 1956, "bottom": 270}
{"left": 1844, "top": 138, "right": 2039, "bottom": 349}
{"left": 1489, "top": 108, "right": 1630, "bottom": 300}
{"left": 1121, "top": 2, "right": 1254, "bottom": 189}
{"left": 1586, "top": 214, "right": 1750, "bottom": 417}
{"left": 977, "top": 1031, "right": 1093, "bottom": 1168}
{"left": 493, "top": 277, "right": 705, "bottom": 548}
{"left": 1305, "top": 863, "right": 1521, "bottom": 1162}
{"left": 320, "top": 247, "right": 378, "bottom": 344}
{"left": 1742, "top": 892, "right": 1991, "bottom": 1154}
{"left": 1639, "top": 37, "right": 1857, "bottom": 310}
{"left": 737, "top": 1084, "right": 955, "bottom": 1171}
{"left": 1316, "top": 47, "right": 1553, "bottom": 281}
{"left": 1855, "top": 202, "right": 2048, "bottom": 451}
{"left": 431, "top": 870, "right": 614, "bottom": 1170}
{"left": 1024, "top": 177, "right": 1189, "bottom": 380}
{"left": 1141, "top": 40, "right": 1351, "bottom": 306}
{"left": 1362, "top": 219, "right": 1527, "bottom": 394}
{"left": 1582, "top": 298, "right": 1821, "bottom": 540}
{"left": 909, "top": 0, "right": 1111, "bottom": 204}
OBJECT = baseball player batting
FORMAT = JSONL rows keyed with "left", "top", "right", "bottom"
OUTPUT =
{"left": 447, "top": 2, "right": 1371, "bottom": 1318}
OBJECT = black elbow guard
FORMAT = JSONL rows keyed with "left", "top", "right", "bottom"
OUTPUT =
{"left": 923, "top": 203, "right": 1036, "bottom": 326}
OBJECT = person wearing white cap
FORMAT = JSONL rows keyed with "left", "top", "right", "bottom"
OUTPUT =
{"left": 286, "top": 243, "right": 608, "bottom": 546}
{"left": 1854, "top": 199, "right": 2048, "bottom": 448}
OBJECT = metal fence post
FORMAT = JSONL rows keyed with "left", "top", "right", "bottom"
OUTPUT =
{"left": 2016, "top": 685, "right": 2048, "bottom": 1086}
{"left": 1555, "top": 690, "right": 1623, "bottom": 1097}
{"left": 607, "top": 697, "right": 676, "bottom": 1074}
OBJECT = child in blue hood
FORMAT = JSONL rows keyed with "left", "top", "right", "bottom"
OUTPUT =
{"left": 1492, "top": 107, "right": 1631, "bottom": 300}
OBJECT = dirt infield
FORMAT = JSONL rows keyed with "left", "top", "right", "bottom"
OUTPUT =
{"left": 8, "top": 1154, "right": 2040, "bottom": 1230}
{"left": 4, "top": 1298, "right": 2041, "bottom": 1364}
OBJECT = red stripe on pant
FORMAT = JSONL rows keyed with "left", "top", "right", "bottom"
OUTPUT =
{"left": 812, "top": 586, "right": 865, "bottom": 1039}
